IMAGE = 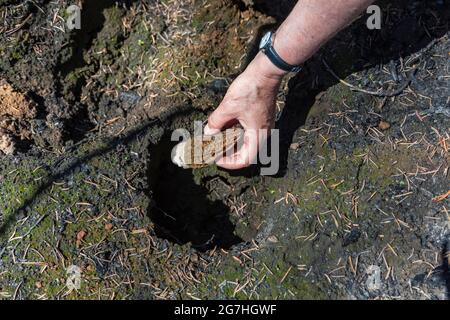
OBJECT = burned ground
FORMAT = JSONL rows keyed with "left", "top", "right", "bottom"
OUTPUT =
{"left": 0, "top": 0, "right": 448, "bottom": 299}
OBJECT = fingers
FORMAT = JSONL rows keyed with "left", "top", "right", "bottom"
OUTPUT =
{"left": 206, "top": 103, "right": 237, "bottom": 135}
{"left": 204, "top": 123, "right": 220, "bottom": 136}
{"left": 216, "top": 129, "right": 260, "bottom": 170}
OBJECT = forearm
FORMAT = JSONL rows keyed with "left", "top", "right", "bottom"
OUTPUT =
{"left": 208, "top": 0, "right": 377, "bottom": 168}
{"left": 250, "top": 0, "right": 375, "bottom": 79}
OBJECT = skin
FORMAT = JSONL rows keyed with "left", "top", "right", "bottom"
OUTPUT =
{"left": 205, "top": 0, "right": 376, "bottom": 169}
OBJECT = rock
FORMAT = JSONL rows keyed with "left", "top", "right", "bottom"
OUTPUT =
{"left": 76, "top": 230, "right": 87, "bottom": 248}
{"left": 365, "top": 265, "right": 381, "bottom": 291}
{"left": 210, "top": 79, "right": 228, "bottom": 93}
{"left": 290, "top": 142, "right": 301, "bottom": 150}
{"left": 120, "top": 90, "right": 141, "bottom": 104}
{"left": 378, "top": 120, "right": 391, "bottom": 131}
{"left": 190, "top": 253, "right": 199, "bottom": 263}
{"left": 104, "top": 223, "right": 113, "bottom": 231}
{"left": 342, "top": 228, "right": 361, "bottom": 247}
{"left": 0, "top": 133, "right": 15, "bottom": 155}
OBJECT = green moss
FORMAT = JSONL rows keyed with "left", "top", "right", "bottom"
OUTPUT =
{"left": 193, "top": 253, "right": 326, "bottom": 299}
{"left": 0, "top": 133, "right": 157, "bottom": 299}
{"left": 327, "top": 83, "right": 355, "bottom": 107}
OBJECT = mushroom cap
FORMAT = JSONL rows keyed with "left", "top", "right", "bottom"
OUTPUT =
{"left": 171, "top": 140, "right": 188, "bottom": 168}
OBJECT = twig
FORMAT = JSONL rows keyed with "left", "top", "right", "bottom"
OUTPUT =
{"left": 21, "top": 214, "right": 47, "bottom": 239}
{"left": 5, "top": 14, "right": 33, "bottom": 36}
{"left": 322, "top": 59, "right": 414, "bottom": 97}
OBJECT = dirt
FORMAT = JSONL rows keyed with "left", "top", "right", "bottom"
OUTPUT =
{"left": 0, "top": 80, "right": 37, "bottom": 154}
{"left": 0, "top": 0, "right": 449, "bottom": 300}
{"left": 0, "top": 80, "right": 36, "bottom": 119}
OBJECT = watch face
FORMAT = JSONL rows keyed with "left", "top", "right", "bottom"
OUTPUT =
{"left": 259, "top": 31, "right": 272, "bottom": 50}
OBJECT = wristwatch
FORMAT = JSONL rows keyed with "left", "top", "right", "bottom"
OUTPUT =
{"left": 259, "top": 31, "right": 302, "bottom": 73}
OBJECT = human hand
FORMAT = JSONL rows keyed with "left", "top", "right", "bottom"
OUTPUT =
{"left": 205, "top": 52, "right": 286, "bottom": 169}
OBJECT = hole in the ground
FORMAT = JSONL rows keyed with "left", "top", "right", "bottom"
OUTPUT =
{"left": 147, "top": 134, "right": 242, "bottom": 252}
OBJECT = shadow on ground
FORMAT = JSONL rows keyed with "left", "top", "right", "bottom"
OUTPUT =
{"left": 0, "top": 118, "right": 156, "bottom": 254}
{"left": 442, "top": 237, "right": 450, "bottom": 299}
{"left": 236, "top": 0, "right": 450, "bottom": 177}
{"left": 147, "top": 135, "right": 242, "bottom": 251}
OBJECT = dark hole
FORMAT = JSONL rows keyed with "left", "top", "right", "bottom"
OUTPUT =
{"left": 147, "top": 135, "right": 242, "bottom": 252}
{"left": 443, "top": 237, "right": 450, "bottom": 299}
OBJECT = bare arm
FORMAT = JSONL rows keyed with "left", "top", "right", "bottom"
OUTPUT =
{"left": 272, "top": 0, "right": 375, "bottom": 71}
{"left": 206, "top": 0, "right": 375, "bottom": 169}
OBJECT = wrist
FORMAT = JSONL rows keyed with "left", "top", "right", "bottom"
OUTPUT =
{"left": 246, "top": 52, "right": 288, "bottom": 84}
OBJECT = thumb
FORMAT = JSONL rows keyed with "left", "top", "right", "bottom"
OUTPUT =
{"left": 205, "top": 104, "right": 237, "bottom": 135}
{"left": 216, "top": 129, "right": 259, "bottom": 170}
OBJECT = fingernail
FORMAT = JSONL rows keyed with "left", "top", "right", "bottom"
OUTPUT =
{"left": 204, "top": 124, "right": 220, "bottom": 136}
